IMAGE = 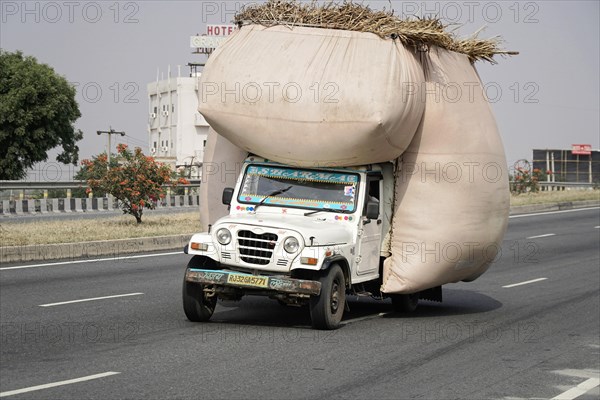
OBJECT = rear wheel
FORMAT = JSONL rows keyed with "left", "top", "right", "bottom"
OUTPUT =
{"left": 310, "top": 264, "right": 346, "bottom": 330}
{"left": 182, "top": 256, "right": 218, "bottom": 322}
{"left": 390, "top": 293, "right": 419, "bottom": 313}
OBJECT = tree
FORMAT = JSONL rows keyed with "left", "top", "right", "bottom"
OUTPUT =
{"left": 80, "top": 144, "right": 189, "bottom": 223}
{"left": 509, "top": 160, "right": 551, "bottom": 194}
{"left": 0, "top": 50, "right": 83, "bottom": 180}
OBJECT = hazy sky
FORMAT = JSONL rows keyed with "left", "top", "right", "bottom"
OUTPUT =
{"left": 1, "top": 0, "right": 598, "bottom": 179}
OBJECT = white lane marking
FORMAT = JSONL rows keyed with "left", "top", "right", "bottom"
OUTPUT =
{"left": 39, "top": 292, "right": 144, "bottom": 307}
{"left": 0, "top": 251, "right": 182, "bottom": 271}
{"left": 594, "top": 226, "right": 600, "bottom": 229}
{"left": 551, "top": 377, "right": 600, "bottom": 400}
{"left": 527, "top": 233, "right": 556, "bottom": 239}
{"left": 510, "top": 207, "right": 599, "bottom": 219}
{"left": 502, "top": 277, "right": 548, "bottom": 288}
{"left": 0, "top": 371, "right": 120, "bottom": 397}
{"left": 341, "top": 312, "right": 391, "bottom": 325}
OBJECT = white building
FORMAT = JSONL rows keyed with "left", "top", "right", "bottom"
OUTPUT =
{"left": 147, "top": 66, "right": 209, "bottom": 179}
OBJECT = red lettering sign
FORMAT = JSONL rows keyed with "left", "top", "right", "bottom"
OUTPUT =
{"left": 572, "top": 144, "right": 592, "bottom": 155}
{"left": 206, "top": 25, "right": 236, "bottom": 36}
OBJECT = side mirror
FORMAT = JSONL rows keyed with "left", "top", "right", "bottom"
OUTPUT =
{"left": 365, "top": 201, "right": 379, "bottom": 220}
{"left": 222, "top": 187, "right": 234, "bottom": 205}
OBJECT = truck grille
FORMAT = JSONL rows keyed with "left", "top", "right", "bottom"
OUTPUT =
{"left": 237, "top": 230, "right": 278, "bottom": 265}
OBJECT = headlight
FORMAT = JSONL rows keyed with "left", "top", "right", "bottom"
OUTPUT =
{"left": 216, "top": 228, "right": 232, "bottom": 245}
{"left": 283, "top": 237, "right": 300, "bottom": 253}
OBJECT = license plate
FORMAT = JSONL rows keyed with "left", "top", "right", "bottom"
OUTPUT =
{"left": 227, "top": 274, "right": 268, "bottom": 288}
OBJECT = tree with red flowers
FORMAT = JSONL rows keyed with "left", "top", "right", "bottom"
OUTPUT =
{"left": 79, "top": 144, "right": 189, "bottom": 223}
{"left": 510, "top": 159, "right": 551, "bottom": 194}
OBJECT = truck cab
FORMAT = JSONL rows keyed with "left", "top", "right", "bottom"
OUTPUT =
{"left": 183, "top": 156, "right": 426, "bottom": 329}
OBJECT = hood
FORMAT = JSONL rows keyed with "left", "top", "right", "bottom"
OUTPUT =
{"left": 215, "top": 213, "right": 354, "bottom": 246}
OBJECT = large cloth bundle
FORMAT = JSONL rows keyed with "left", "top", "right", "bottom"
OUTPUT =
{"left": 199, "top": 24, "right": 425, "bottom": 167}
{"left": 199, "top": 128, "right": 247, "bottom": 231}
{"left": 199, "top": 24, "right": 509, "bottom": 293}
{"left": 381, "top": 47, "right": 510, "bottom": 293}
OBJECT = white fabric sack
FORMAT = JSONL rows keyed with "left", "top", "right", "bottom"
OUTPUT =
{"left": 199, "top": 128, "right": 247, "bottom": 231}
{"left": 381, "top": 47, "right": 510, "bottom": 293}
{"left": 199, "top": 24, "right": 425, "bottom": 167}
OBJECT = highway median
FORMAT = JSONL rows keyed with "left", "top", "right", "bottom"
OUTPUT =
{"left": 1, "top": 193, "right": 598, "bottom": 264}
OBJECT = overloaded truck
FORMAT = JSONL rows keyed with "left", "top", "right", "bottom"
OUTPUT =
{"left": 182, "top": 1, "right": 513, "bottom": 330}
{"left": 183, "top": 156, "right": 438, "bottom": 329}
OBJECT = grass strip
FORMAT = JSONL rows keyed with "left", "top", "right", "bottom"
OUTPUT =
{"left": 0, "top": 212, "right": 201, "bottom": 247}
{"left": 1, "top": 191, "right": 597, "bottom": 246}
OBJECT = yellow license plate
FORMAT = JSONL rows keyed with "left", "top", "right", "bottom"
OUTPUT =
{"left": 227, "top": 274, "right": 268, "bottom": 288}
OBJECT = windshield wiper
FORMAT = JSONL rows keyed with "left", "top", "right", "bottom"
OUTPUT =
{"left": 253, "top": 186, "right": 293, "bottom": 212}
{"left": 303, "top": 210, "right": 324, "bottom": 217}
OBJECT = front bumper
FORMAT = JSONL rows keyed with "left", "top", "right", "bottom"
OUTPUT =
{"left": 185, "top": 268, "right": 321, "bottom": 296}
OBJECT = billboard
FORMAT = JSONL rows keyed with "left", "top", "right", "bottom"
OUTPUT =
{"left": 572, "top": 144, "right": 592, "bottom": 155}
{"left": 191, "top": 24, "right": 237, "bottom": 54}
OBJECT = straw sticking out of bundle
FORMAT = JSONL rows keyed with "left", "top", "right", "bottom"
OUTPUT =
{"left": 234, "top": 0, "right": 518, "bottom": 63}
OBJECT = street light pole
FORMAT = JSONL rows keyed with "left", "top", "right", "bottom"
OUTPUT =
{"left": 96, "top": 127, "right": 126, "bottom": 200}
{"left": 97, "top": 127, "right": 126, "bottom": 169}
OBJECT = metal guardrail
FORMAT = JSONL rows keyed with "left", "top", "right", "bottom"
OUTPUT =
{"left": 0, "top": 195, "right": 200, "bottom": 215}
{"left": 0, "top": 180, "right": 201, "bottom": 190}
{"left": 0, "top": 180, "right": 202, "bottom": 216}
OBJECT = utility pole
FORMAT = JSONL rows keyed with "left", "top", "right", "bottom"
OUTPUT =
{"left": 97, "top": 127, "right": 126, "bottom": 169}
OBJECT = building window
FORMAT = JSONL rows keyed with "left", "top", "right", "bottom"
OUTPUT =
{"left": 153, "top": 141, "right": 157, "bottom": 149}
{"left": 153, "top": 106, "right": 157, "bottom": 114}
{"left": 166, "top": 140, "right": 169, "bottom": 148}
{"left": 203, "top": 140, "right": 207, "bottom": 147}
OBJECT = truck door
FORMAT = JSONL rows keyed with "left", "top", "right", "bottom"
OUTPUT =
{"left": 356, "top": 174, "right": 383, "bottom": 276}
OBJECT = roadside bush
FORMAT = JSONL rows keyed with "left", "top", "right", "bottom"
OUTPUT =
{"left": 79, "top": 144, "right": 188, "bottom": 223}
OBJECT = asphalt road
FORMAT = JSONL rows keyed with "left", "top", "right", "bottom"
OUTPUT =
{"left": 1, "top": 208, "right": 599, "bottom": 399}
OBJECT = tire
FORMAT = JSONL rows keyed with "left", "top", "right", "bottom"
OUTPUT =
{"left": 182, "top": 256, "right": 218, "bottom": 322}
{"left": 390, "top": 293, "right": 419, "bottom": 313}
{"left": 310, "top": 264, "right": 346, "bottom": 330}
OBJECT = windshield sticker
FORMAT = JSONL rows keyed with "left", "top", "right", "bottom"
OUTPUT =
{"left": 241, "top": 195, "right": 352, "bottom": 211}
{"left": 247, "top": 166, "right": 358, "bottom": 184}
{"left": 344, "top": 186, "right": 355, "bottom": 196}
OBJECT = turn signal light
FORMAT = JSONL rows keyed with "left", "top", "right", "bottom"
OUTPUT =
{"left": 301, "top": 257, "right": 318, "bottom": 265}
{"left": 191, "top": 242, "right": 208, "bottom": 251}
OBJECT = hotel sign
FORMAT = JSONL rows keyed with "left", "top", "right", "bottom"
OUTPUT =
{"left": 190, "top": 24, "right": 237, "bottom": 54}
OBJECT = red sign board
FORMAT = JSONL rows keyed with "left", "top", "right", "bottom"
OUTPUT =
{"left": 572, "top": 144, "right": 592, "bottom": 155}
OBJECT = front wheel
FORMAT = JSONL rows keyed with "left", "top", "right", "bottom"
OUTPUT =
{"left": 182, "top": 269, "right": 217, "bottom": 322}
{"left": 310, "top": 264, "right": 346, "bottom": 330}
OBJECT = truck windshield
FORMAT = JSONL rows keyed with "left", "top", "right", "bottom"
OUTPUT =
{"left": 238, "top": 165, "right": 359, "bottom": 213}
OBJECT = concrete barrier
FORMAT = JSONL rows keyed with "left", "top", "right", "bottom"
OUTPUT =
{"left": 1, "top": 234, "right": 193, "bottom": 264}
{"left": 51, "top": 198, "right": 60, "bottom": 213}
{"left": 15, "top": 200, "right": 23, "bottom": 215}
{"left": 1, "top": 200, "right": 10, "bottom": 216}
{"left": 510, "top": 199, "right": 600, "bottom": 215}
{"left": 40, "top": 199, "right": 48, "bottom": 214}
{"left": 107, "top": 196, "right": 114, "bottom": 211}
{"left": 27, "top": 199, "right": 35, "bottom": 214}
{"left": 74, "top": 198, "right": 83, "bottom": 212}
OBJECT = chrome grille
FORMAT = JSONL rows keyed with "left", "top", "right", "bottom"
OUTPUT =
{"left": 237, "top": 230, "right": 278, "bottom": 265}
